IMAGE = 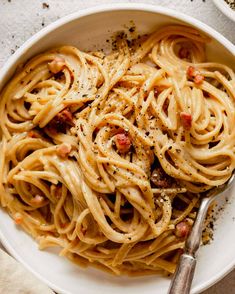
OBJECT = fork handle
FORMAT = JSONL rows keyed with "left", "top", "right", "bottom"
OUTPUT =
{"left": 168, "top": 253, "right": 196, "bottom": 294}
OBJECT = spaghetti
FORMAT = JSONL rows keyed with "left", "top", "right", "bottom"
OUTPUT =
{"left": 0, "top": 25, "right": 235, "bottom": 276}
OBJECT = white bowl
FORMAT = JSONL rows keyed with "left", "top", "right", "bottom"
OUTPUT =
{"left": 213, "top": 0, "right": 235, "bottom": 22}
{"left": 0, "top": 3, "right": 235, "bottom": 294}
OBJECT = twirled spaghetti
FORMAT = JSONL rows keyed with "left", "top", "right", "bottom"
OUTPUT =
{"left": 0, "top": 25, "right": 235, "bottom": 276}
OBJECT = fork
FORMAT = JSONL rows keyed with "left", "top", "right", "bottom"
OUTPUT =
{"left": 168, "top": 173, "right": 235, "bottom": 294}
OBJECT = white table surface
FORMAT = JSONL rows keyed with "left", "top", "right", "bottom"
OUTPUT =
{"left": 0, "top": 0, "right": 235, "bottom": 293}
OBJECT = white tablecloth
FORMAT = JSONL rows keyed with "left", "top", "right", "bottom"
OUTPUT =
{"left": 0, "top": 0, "right": 235, "bottom": 293}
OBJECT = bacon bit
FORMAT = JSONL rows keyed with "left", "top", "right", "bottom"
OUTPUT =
{"left": 194, "top": 74, "right": 204, "bottom": 84}
{"left": 31, "top": 195, "right": 44, "bottom": 205}
{"left": 114, "top": 133, "right": 131, "bottom": 154}
{"left": 28, "top": 130, "right": 42, "bottom": 138}
{"left": 180, "top": 112, "right": 192, "bottom": 130}
{"left": 187, "top": 66, "right": 204, "bottom": 85}
{"left": 179, "top": 47, "right": 190, "bottom": 59}
{"left": 58, "top": 108, "right": 73, "bottom": 124}
{"left": 150, "top": 167, "right": 172, "bottom": 188}
{"left": 13, "top": 212, "right": 23, "bottom": 225}
{"left": 187, "top": 66, "right": 196, "bottom": 78}
{"left": 57, "top": 143, "right": 72, "bottom": 158}
{"left": 47, "top": 108, "right": 74, "bottom": 133}
{"left": 48, "top": 57, "right": 66, "bottom": 74}
{"left": 175, "top": 221, "right": 191, "bottom": 238}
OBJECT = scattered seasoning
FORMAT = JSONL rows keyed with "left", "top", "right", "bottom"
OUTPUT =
{"left": 42, "top": 2, "right": 50, "bottom": 9}
{"left": 224, "top": 0, "right": 235, "bottom": 9}
{"left": 202, "top": 193, "right": 234, "bottom": 245}
{"left": 129, "top": 26, "right": 135, "bottom": 33}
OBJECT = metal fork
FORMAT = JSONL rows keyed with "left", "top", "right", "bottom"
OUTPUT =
{"left": 168, "top": 173, "right": 235, "bottom": 294}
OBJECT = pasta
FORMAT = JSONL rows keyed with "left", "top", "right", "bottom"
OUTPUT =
{"left": 0, "top": 25, "right": 235, "bottom": 276}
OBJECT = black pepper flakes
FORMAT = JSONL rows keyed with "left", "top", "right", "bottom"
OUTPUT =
{"left": 42, "top": 2, "right": 50, "bottom": 9}
{"left": 129, "top": 26, "right": 135, "bottom": 33}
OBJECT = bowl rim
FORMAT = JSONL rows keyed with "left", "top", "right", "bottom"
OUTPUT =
{"left": 213, "top": 0, "right": 235, "bottom": 22}
{"left": 1, "top": 2, "right": 235, "bottom": 86}
{"left": 0, "top": 3, "right": 235, "bottom": 294}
